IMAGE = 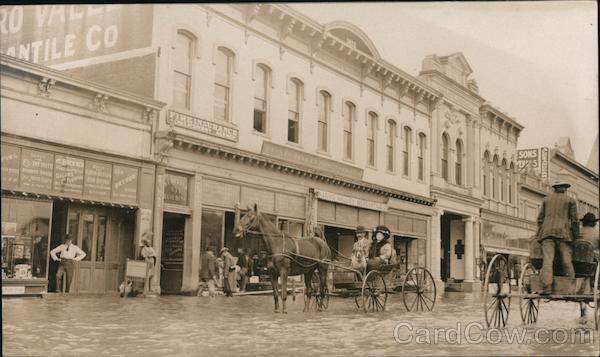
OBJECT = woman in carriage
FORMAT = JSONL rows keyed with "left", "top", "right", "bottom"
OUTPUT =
{"left": 366, "top": 225, "right": 397, "bottom": 272}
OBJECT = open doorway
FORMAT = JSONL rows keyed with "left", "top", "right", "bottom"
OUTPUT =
{"left": 160, "top": 213, "right": 186, "bottom": 294}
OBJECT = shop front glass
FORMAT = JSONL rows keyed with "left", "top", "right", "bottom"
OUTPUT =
{"left": 1, "top": 197, "right": 52, "bottom": 281}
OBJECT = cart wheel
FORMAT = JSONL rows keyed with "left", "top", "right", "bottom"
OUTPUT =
{"left": 594, "top": 263, "right": 599, "bottom": 330}
{"left": 484, "top": 254, "right": 512, "bottom": 328}
{"left": 402, "top": 267, "right": 436, "bottom": 312}
{"left": 362, "top": 270, "right": 387, "bottom": 312}
{"left": 519, "top": 263, "right": 540, "bottom": 325}
{"left": 304, "top": 272, "right": 329, "bottom": 311}
{"left": 354, "top": 294, "right": 362, "bottom": 309}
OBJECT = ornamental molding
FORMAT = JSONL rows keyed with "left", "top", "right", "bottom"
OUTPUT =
{"left": 37, "top": 77, "right": 55, "bottom": 97}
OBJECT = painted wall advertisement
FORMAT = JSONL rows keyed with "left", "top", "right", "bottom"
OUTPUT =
{"left": 2, "top": 144, "right": 138, "bottom": 204}
{"left": 517, "top": 148, "right": 539, "bottom": 173}
{"left": 0, "top": 4, "right": 153, "bottom": 67}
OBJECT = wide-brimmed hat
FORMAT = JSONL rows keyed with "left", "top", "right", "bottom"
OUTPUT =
{"left": 373, "top": 225, "right": 391, "bottom": 238}
{"left": 219, "top": 247, "right": 229, "bottom": 255}
{"left": 551, "top": 180, "right": 571, "bottom": 188}
{"left": 356, "top": 225, "right": 369, "bottom": 233}
{"left": 580, "top": 212, "right": 599, "bottom": 224}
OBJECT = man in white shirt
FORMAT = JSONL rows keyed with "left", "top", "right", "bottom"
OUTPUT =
{"left": 50, "top": 234, "right": 86, "bottom": 293}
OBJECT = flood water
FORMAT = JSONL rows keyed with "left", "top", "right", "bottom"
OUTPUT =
{"left": 2, "top": 292, "right": 598, "bottom": 356}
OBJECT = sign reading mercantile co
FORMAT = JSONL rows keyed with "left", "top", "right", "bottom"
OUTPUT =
{"left": 0, "top": 143, "right": 138, "bottom": 204}
{"left": 167, "top": 110, "right": 239, "bottom": 142}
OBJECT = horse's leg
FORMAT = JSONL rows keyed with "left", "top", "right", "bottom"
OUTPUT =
{"left": 317, "top": 264, "right": 328, "bottom": 312}
{"left": 303, "top": 270, "right": 313, "bottom": 312}
{"left": 271, "top": 269, "right": 279, "bottom": 313}
{"left": 280, "top": 268, "right": 289, "bottom": 314}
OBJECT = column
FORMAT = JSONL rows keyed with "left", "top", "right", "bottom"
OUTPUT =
{"left": 430, "top": 208, "right": 443, "bottom": 280}
{"left": 473, "top": 218, "right": 481, "bottom": 280}
{"left": 463, "top": 217, "right": 474, "bottom": 282}
{"left": 151, "top": 165, "right": 166, "bottom": 294}
{"left": 181, "top": 174, "right": 202, "bottom": 293}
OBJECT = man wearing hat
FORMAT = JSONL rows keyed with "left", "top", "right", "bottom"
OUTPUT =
{"left": 220, "top": 247, "right": 237, "bottom": 297}
{"left": 537, "top": 181, "right": 579, "bottom": 294}
{"left": 367, "top": 225, "right": 395, "bottom": 271}
{"left": 351, "top": 225, "right": 371, "bottom": 272}
{"left": 579, "top": 212, "right": 599, "bottom": 261}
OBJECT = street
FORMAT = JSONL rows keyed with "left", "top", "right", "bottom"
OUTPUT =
{"left": 2, "top": 292, "right": 598, "bottom": 356}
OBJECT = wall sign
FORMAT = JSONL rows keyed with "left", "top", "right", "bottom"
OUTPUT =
{"left": 517, "top": 148, "right": 539, "bottom": 173}
{"left": 167, "top": 110, "right": 239, "bottom": 142}
{"left": 53, "top": 155, "right": 84, "bottom": 194}
{"left": 315, "top": 189, "right": 388, "bottom": 211}
{"left": 540, "top": 147, "right": 549, "bottom": 180}
{"left": 112, "top": 165, "right": 138, "bottom": 203}
{"left": 0, "top": 5, "right": 153, "bottom": 67}
{"left": 20, "top": 149, "right": 54, "bottom": 191}
{"left": 83, "top": 160, "right": 112, "bottom": 199}
{"left": 164, "top": 172, "right": 189, "bottom": 205}
{"left": 1, "top": 144, "right": 20, "bottom": 189}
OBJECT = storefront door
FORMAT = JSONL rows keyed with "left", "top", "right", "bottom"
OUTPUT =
{"left": 160, "top": 213, "right": 186, "bottom": 294}
{"left": 67, "top": 206, "right": 130, "bottom": 293}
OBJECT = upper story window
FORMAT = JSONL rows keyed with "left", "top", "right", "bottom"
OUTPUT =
{"left": 500, "top": 159, "right": 508, "bottom": 202}
{"left": 418, "top": 133, "right": 426, "bottom": 181}
{"left": 173, "top": 32, "right": 194, "bottom": 110}
{"left": 492, "top": 155, "right": 499, "bottom": 199}
{"left": 214, "top": 47, "right": 233, "bottom": 122}
{"left": 386, "top": 120, "right": 397, "bottom": 172}
{"left": 483, "top": 151, "right": 490, "bottom": 197}
{"left": 287, "top": 78, "right": 302, "bottom": 144}
{"left": 509, "top": 162, "right": 515, "bottom": 204}
{"left": 317, "top": 91, "right": 331, "bottom": 152}
{"left": 367, "top": 111, "right": 377, "bottom": 167}
{"left": 403, "top": 126, "right": 412, "bottom": 176}
{"left": 455, "top": 139, "right": 463, "bottom": 185}
{"left": 343, "top": 101, "right": 355, "bottom": 160}
{"left": 253, "top": 64, "right": 270, "bottom": 134}
{"left": 441, "top": 133, "right": 449, "bottom": 181}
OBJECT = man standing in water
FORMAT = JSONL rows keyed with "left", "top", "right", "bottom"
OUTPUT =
{"left": 50, "top": 234, "right": 86, "bottom": 293}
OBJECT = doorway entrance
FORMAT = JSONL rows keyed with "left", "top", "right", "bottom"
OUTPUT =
{"left": 50, "top": 203, "right": 134, "bottom": 293}
{"left": 160, "top": 213, "right": 186, "bottom": 294}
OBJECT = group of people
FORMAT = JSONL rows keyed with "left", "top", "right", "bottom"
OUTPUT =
{"left": 350, "top": 224, "right": 397, "bottom": 273}
{"left": 535, "top": 181, "right": 599, "bottom": 295}
{"left": 199, "top": 246, "right": 264, "bottom": 297}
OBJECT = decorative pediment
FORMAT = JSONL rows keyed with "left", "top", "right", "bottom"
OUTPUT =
{"left": 444, "top": 52, "right": 473, "bottom": 76}
{"left": 324, "top": 21, "right": 380, "bottom": 59}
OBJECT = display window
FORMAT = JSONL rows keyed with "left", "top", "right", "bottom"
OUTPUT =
{"left": 1, "top": 197, "right": 52, "bottom": 280}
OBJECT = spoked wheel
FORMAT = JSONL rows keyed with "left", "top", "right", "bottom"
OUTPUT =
{"left": 402, "top": 267, "right": 437, "bottom": 312}
{"left": 304, "top": 272, "right": 329, "bottom": 311}
{"left": 519, "top": 263, "right": 540, "bottom": 325}
{"left": 484, "top": 254, "right": 512, "bottom": 328}
{"left": 362, "top": 270, "right": 387, "bottom": 312}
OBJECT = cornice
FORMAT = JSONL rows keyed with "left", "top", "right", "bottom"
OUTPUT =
{"left": 419, "top": 69, "right": 485, "bottom": 104}
{"left": 158, "top": 130, "right": 435, "bottom": 207}
{"left": 480, "top": 103, "right": 524, "bottom": 131}
{"left": 552, "top": 150, "right": 599, "bottom": 181}
{"left": 518, "top": 183, "right": 547, "bottom": 197}
{"left": 430, "top": 185, "right": 484, "bottom": 206}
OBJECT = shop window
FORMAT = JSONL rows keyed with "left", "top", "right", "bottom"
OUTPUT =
{"left": 95, "top": 216, "right": 107, "bottom": 262}
{"left": 1, "top": 197, "right": 51, "bottom": 280}
{"left": 164, "top": 172, "right": 189, "bottom": 206}
{"left": 201, "top": 210, "right": 224, "bottom": 253}
{"left": 81, "top": 214, "right": 94, "bottom": 261}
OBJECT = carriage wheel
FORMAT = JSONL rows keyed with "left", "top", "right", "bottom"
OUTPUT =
{"left": 483, "top": 254, "right": 512, "bottom": 328}
{"left": 519, "top": 263, "right": 540, "bottom": 325}
{"left": 354, "top": 295, "right": 362, "bottom": 309}
{"left": 362, "top": 270, "right": 387, "bottom": 312}
{"left": 594, "top": 263, "right": 599, "bottom": 330}
{"left": 402, "top": 267, "right": 436, "bottom": 312}
{"left": 304, "top": 272, "right": 329, "bottom": 311}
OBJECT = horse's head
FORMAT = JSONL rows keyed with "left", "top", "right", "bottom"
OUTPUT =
{"left": 233, "top": 203, "right": 260, "bottom": 238}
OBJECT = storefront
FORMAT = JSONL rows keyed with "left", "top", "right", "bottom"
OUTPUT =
{"left": 1, "top": 138, "right": 156, "bottom": 295}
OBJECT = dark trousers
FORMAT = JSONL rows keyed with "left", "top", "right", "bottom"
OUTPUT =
{"left": 56, "top": 259, "right": 75, "bottom": 293}
{"left": 541, "top": 238, "right": 574, "bottom": 290}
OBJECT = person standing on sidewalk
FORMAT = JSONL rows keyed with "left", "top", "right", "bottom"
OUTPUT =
{"left": 140, "top": 235, "right": 157, "bottom": 292}
{"left": 537, "top": 181, "right": 578, "bottom": 294}
{"left": 220, "top": 247, "right": 236, "bottom": 297}
{"left": 200, "top": 246, "right": 217, "bottom": 297}
{"left": 50, "top": 234, "right": 86, "bottom": 293}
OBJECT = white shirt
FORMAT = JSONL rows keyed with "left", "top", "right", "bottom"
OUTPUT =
{"left": 50, "top": 243, "right": 86, "bottom": 261}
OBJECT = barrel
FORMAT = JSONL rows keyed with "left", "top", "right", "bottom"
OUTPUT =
{"left": 529, "top": 236, "right": 543, "bottom": 270}
{"left": 572, "top": 239, "right": 595, "bottom": 277}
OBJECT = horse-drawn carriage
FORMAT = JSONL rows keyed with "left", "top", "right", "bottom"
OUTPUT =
{"left": 482, "top": 243, "right": 599, "bottom": 330}
{"left": 234, "top": 204, "right": 436, "bottom": 314}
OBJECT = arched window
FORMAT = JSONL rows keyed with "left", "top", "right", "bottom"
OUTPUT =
{"left": 509, "top": 162, "right": 515, "bottom": 204}
{"left": 317, "top": 90, "right": 331, "bottom": 152}
{"left": 343, "top": 101, "right": 355, "bottom": 160}
{"left": 253, "top": 64, "right": 270, "bottom": 133}
{"left": 500, "top": 159, "right": 508, "bottom": 201}
{"left": 441, "top": 133, "right": 450, "bottom": 181}
{"left": 455, "top": 139, "right": 463, "bottom": 185}
{"left": 386, "top": 120, "right": 397, "bottom": 172}
{"left": 492, "top": 155, "right": 499, "bottom": 199}
{"left": 173, "top": 31, "right": 194, "bottom": 110}
{"left": 483, "top": 151, "right": 490, "bottom": 196}
{"left": 287, "top": 78, "right": 302, "bottom": 143}
{"left": 403, "top": 126, "right": 412, "bottom": 176}
{"left": 418, "top": 133, "right": 426, "bottom": 181}
{"left": 214, "top": 47, "right": 234, "bottom": 122}
{"left": 367, "top": 111, "right": 377, "bottom": 167}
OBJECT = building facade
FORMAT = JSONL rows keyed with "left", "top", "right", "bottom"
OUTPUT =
{"left": 1, "top": 55, "right": 164, "bottom": 295}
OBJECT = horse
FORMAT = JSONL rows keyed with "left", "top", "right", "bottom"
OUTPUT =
{"left": 233, "top": 204, "right": 331, "bottom": 314}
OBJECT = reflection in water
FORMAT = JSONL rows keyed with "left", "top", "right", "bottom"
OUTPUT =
{"left": 2, "top": 293, "right": 598, "bottom": 356}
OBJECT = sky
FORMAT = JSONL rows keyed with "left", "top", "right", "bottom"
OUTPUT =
{"left": 291, "top": 1, "right": 598, "bottom": 165}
